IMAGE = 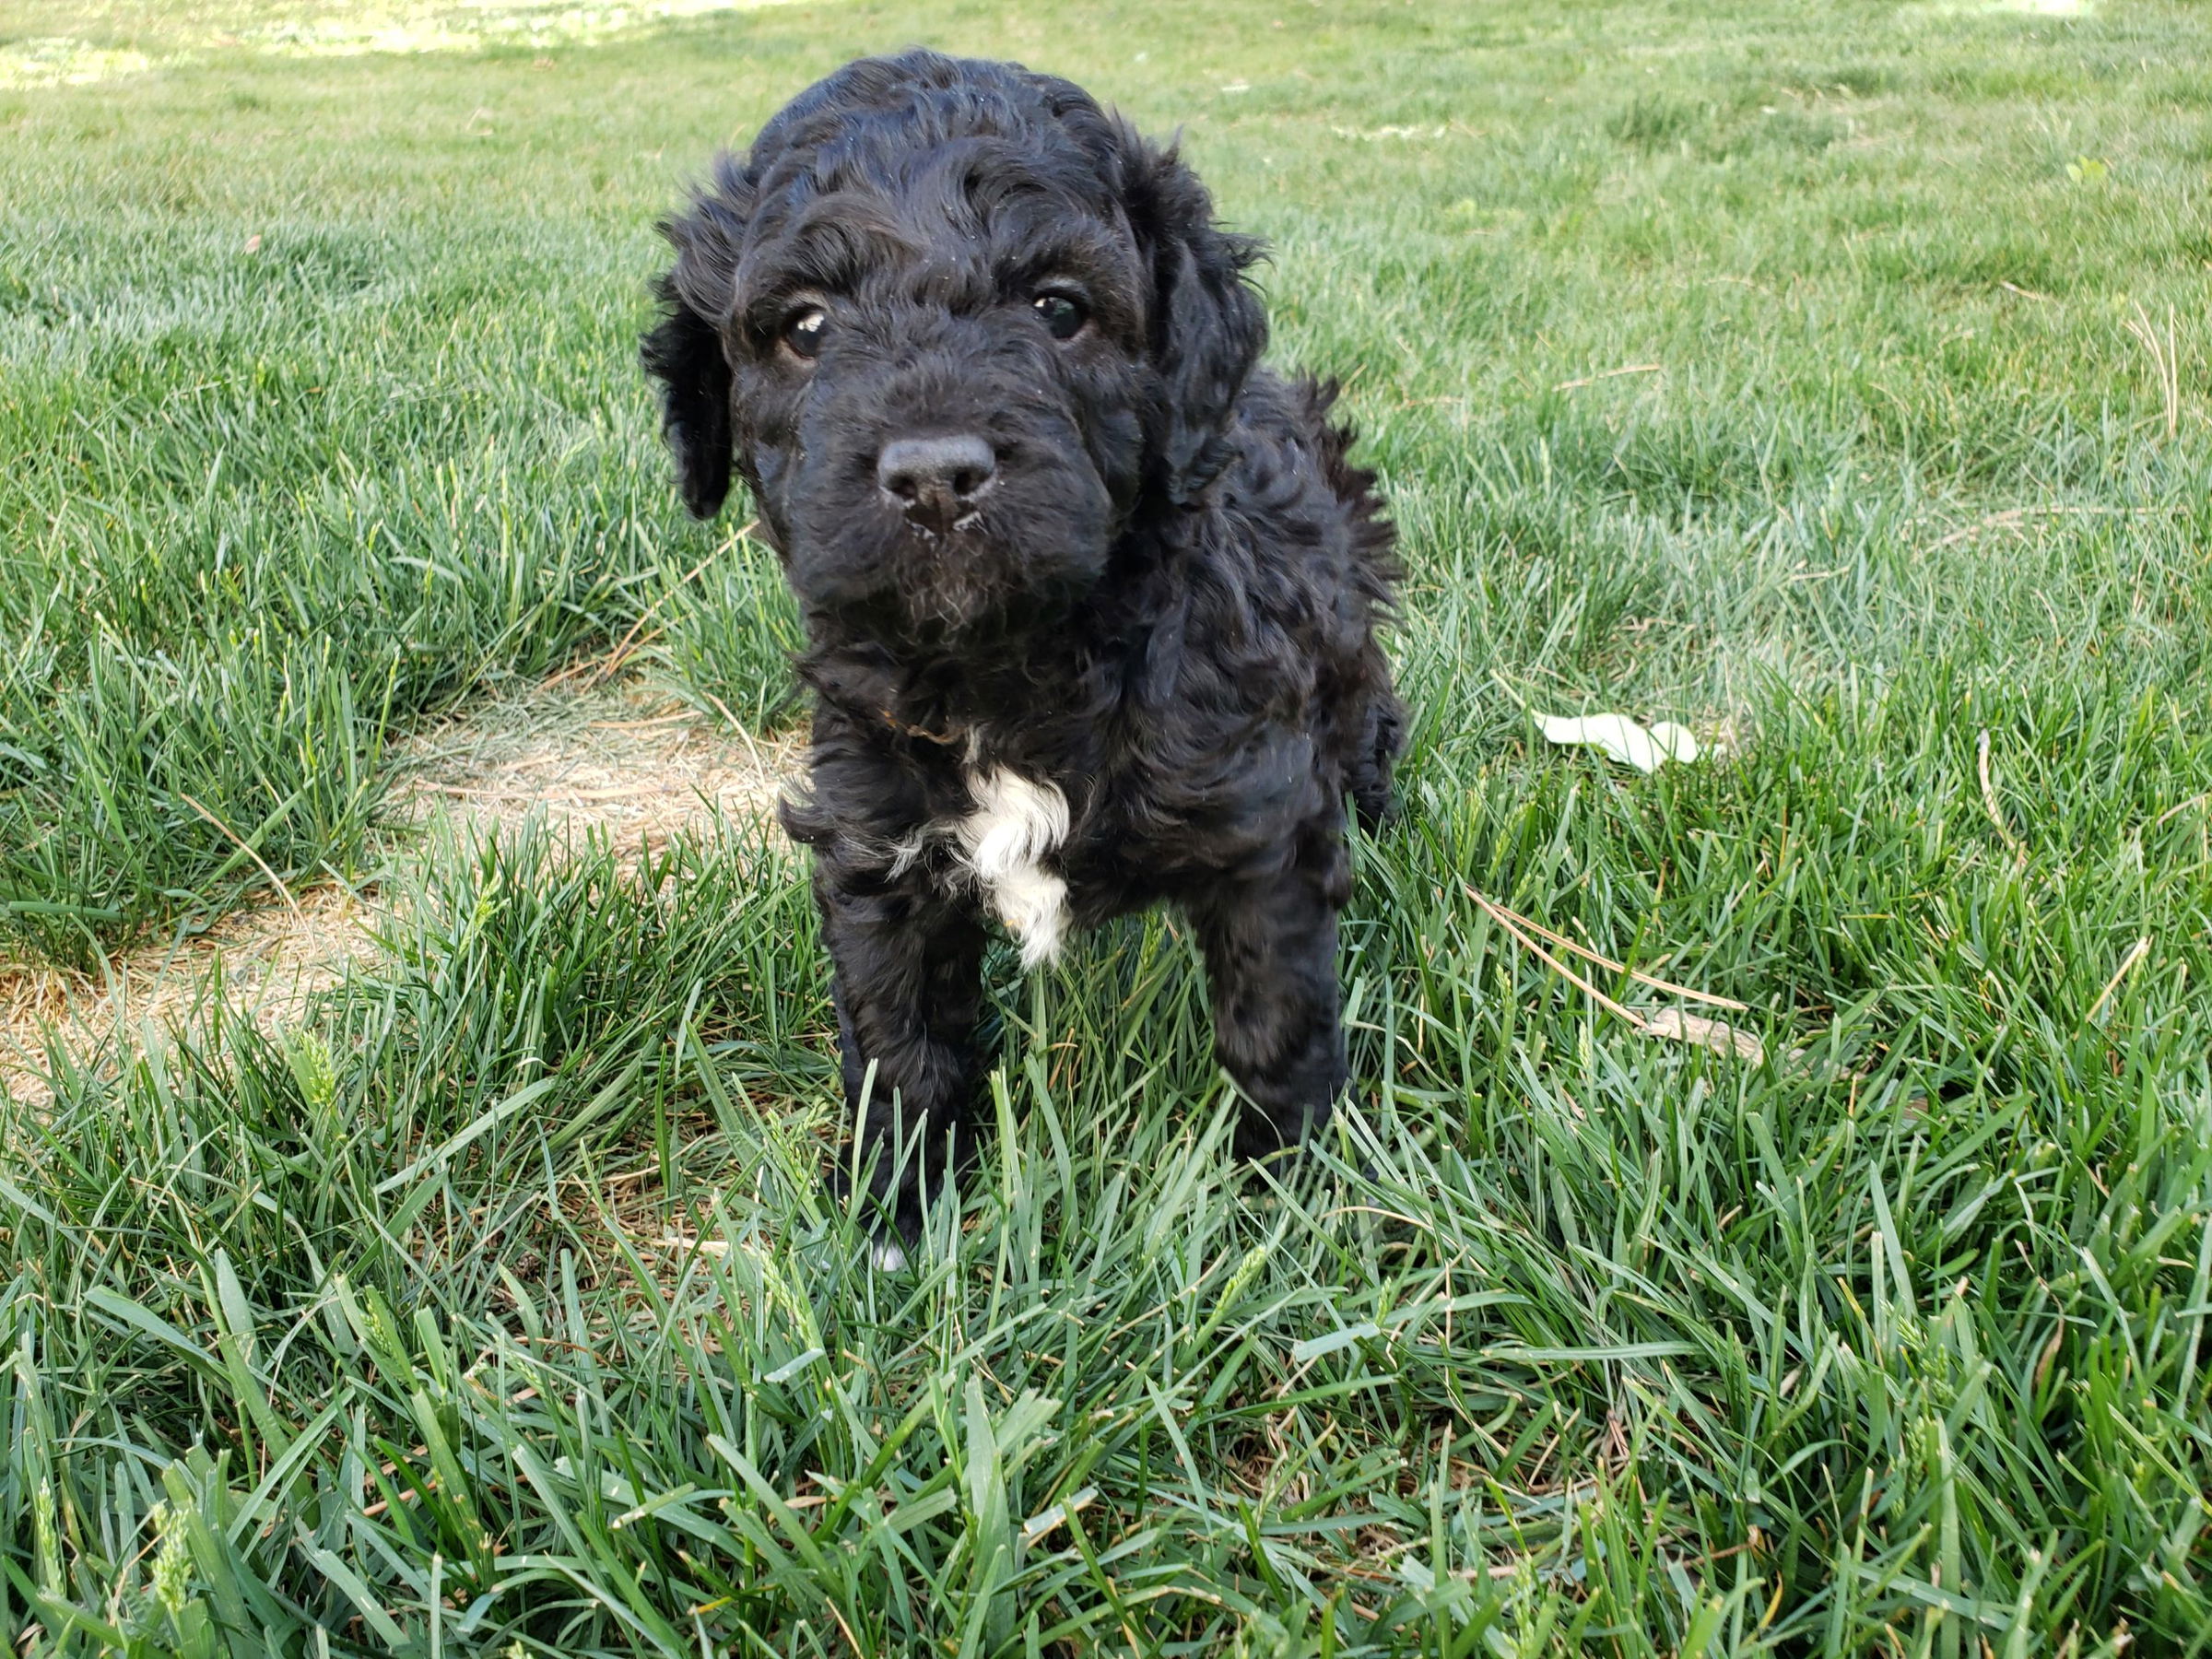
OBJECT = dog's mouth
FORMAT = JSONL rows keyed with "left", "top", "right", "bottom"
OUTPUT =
{"left": 856, "top": 517, "right": 1102, "bottom": 641}
{"left": 879, "top": 487, "right": 994, "bottom": 541}
{"left": 772, "top": 420, "right": 1121, "bottom": 639}
{"left": 893, "top": 506, "right": 989, "bottom": 544}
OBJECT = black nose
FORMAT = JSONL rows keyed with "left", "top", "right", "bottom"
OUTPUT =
{"left": 877, "top": 434, "right": 997, "bottom": 531}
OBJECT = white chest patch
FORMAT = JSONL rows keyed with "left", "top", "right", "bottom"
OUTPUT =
{"left": 947, "top": 768, "right": 1070, "bottom": 970}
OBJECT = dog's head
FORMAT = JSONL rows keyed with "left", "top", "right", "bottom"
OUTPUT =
{"left": 642, "top": 52, "right": 1265, "bottom": 640}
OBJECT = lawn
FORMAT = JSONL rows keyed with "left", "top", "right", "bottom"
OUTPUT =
{"left": 4, "top": 0, "right": 2211, "bottom": 1651}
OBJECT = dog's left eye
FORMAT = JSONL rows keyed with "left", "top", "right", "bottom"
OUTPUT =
{"left": 1031, "top": 294, "right": 1088, "bottom": 340}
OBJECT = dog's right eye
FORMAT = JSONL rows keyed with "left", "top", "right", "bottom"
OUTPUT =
{"left": 782, "top": 308, "right": 828, "bottom": 359}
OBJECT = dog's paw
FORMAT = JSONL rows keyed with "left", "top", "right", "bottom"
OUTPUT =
{"left": 827, "top": 1162, "right": 925, "bottom": 1272}
{"left": 1233, "top": 1115, "right": 1323, "bottom": 1165}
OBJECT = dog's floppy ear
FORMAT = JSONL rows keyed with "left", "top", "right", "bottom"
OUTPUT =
{"left": 641, "top": 168, "right": 751, "bottom": 519}
{"left": 641, "top": 280, "right": 732, "bottom": 518}
{"left": 1126, "top": 133, "right": 1268, "bottom": 504}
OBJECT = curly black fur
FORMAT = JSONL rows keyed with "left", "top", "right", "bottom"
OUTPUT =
{"left": 643, "top": 50, "right": 1403, "bottom": 1254}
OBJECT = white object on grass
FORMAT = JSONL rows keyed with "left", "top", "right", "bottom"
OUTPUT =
{"left": 1535, "top": 712, "right": 1700, "bottom": 772}
{"left": 1641, "top": 1006, "right": 1766, "bottom": 1064}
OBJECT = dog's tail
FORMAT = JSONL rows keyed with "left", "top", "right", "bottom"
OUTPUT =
{"left": 1299, "top": 377, "right": 1405, "bottom": 832}
{"left": 1349, "top": 686, "right": 1405, "bottom": 831}
{"left": 1300, "top": 377, "right": 1400, "bottom": 597}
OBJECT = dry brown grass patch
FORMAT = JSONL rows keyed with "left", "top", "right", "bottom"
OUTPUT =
{"left": 1, "top": 680, "right": 797, "bottom": 1107}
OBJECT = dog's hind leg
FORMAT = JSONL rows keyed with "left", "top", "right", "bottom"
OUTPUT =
{"left": 1190, "top": 846, "right": 1352, "bottom": 1161}
{"left": 815, "top": 870, "right": 988, "bottom": 1265}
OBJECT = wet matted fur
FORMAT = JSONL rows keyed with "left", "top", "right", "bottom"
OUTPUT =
{"left": 643, "top": 50, "right": 1403, "bottom": 1259}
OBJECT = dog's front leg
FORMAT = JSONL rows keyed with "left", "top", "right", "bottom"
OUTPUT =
{"left": 815, "top": 865, "right": 988, "bottom": 1263}
{"left": 1190, "top": 859, "right": 1349, "bottom": 1161}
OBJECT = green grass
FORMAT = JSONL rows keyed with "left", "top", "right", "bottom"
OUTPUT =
{"left": 5, "top": 0, "right": 2212, "bottom": 1650}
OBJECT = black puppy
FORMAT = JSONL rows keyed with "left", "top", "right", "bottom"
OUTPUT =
{"left": 643, "top": 51, "right": 1402, "bottom": 1263}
